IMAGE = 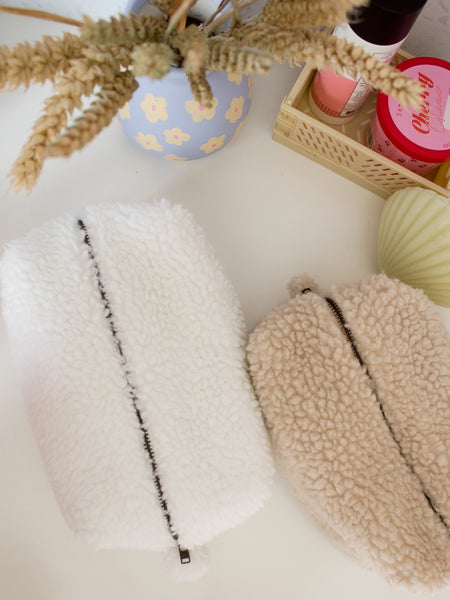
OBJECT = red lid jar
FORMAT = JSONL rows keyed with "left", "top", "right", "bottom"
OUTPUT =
{"left": 366, "top": 57, "right": 450, "bottom": 175}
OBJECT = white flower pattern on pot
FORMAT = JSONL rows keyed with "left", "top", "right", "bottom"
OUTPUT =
{"left": 227, "top": 73, "right": 242, "bottom": 85}
{"left": 185, "top": 97, "right": 218, "bottom": 122}
{"left": 225, "top": 97, "right": 244, "bottom": 123}
{"left": 118, "top": 102, "right": 131, "bottom": 120}
{"left": 135, "top": 132, "right": 163, "bottom": 152}
{"left": 164, "top": 128, "right": 191, "bottom": 145}
{"left": 117, "top": 69, "right": 252, "bottom": 160}
{"left": 141, "top": 94, "right": 168, "bottom": 123}
{"left": 201, "top": 135, "right": 226, "bottom": 154}
{"left": 232, "top": 119, "right": 246, "bottom": 140}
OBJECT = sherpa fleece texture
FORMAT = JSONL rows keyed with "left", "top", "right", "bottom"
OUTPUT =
{"left": 247, "top": 273, "right": 450, "bottom": 592}
{"left": 0, "top": 200, "right": 273, "bottom": 559}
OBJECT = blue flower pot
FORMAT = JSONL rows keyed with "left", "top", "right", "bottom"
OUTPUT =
{"left": 118, "top": 69, "right": 252, "bottom": 161}
{"left": 117, "top": 0, "right": 252, "bottom": 161}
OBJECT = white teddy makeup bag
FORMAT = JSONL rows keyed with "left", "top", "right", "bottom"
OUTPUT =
{"left": 0, "top": 200, "right": 273, "bottom": 579}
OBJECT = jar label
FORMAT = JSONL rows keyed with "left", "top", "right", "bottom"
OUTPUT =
{"left": 333, "top": 23, "right": 404, "bottom": 117}
{"left": 387, "top": 64, "right": 450, "bottom": 152}
{"left": 367, "top": 113, "right": 438, "bottom": 175}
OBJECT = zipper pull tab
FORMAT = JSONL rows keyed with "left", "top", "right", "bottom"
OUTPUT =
{"left": 178, "top": 547, "right": 191, "bottom": 564}
{"left": 165, "top": 546, "right": 209, "bottom": 581}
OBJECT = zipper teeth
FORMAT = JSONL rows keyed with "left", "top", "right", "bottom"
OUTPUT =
{"left": 324, "top": 297, "right": 371, "bottom": 382}
{"left": 312, "top": 291, "right": 449, "bottom": 536}
{"left": 77, "top": 219, "right": 190, "bottom": 562}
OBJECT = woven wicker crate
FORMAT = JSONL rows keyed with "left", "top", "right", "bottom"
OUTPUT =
{"left": 273, "top": 51, "right": 450, "bottom": 199}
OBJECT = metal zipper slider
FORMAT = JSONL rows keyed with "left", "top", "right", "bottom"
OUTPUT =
{"left": 178, "top": 547, "right": 191, "bottom": 564}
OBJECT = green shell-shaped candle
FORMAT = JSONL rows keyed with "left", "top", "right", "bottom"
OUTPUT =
{"left": 378, "top": 187, "right": 450, "bottom": 307}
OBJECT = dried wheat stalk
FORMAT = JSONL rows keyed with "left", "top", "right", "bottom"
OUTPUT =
{"left": 47, "top": 71, "right": 138, "bottom": 157}
{"left": 152, "top": 0, "right": 178, "bottom": 16}
{"left": 9, "top": 45, "right": 130, "bottom": 191}
{"left": 1, "top": 2, "right": 426, "bottom": 192}
{"left": 207, "top": 38, "right": 273, "bottom": 74}
{"left": 185, "top": 68, "right": 214, "bottom": 107}
{"left": 80, "top": 13, "right": 166, "bottom": 47}
{"left": 0, "top": 33, "right": 84, "bottom": 89}
{"left": 236, "top": 24, "right": 424, "bottom": 110}
{"left": 260, "top": 0, "right": 365, "bottom": 28}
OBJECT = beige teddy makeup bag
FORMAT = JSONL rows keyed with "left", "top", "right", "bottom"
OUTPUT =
{"left": 247, "top": 273, "right": 450, "bottom": 592}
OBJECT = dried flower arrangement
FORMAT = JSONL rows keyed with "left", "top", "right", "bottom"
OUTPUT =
{"left": 0, "top": 0, "right": 425, "bottom": 192}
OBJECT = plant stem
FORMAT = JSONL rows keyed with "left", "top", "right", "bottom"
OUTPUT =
{"left": 202, "top": 0, "right": 231, "bottom": 28}
{"left": 0, "top": 6, "right": 82, "bottom": 27}
{"left": 165, "top": 0, "right": 196, "bottom": 36}
{"left": 203, "top": 0, "right": 260, "bottom": 35}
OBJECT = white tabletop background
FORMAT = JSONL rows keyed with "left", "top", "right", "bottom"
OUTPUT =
{"left": 1, "top": 7, "right": 449, "bottom": 600}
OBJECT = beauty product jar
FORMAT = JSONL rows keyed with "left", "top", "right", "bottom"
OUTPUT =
{"left": 366, "top": 57, "right": 450, "bottom": 175}
{"left": 308, "top": 0, "right": 427, "bottom": 124}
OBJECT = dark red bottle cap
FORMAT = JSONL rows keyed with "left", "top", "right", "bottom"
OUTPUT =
{"left": 347, "top": 0, "right": 428, "bottom": 46}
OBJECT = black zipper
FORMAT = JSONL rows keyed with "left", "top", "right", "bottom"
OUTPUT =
{"left": 78, "top": 219, "right": 190, "bottom": 565}
{"left": 301, "top": 287, "right": 450, "bottom": 536}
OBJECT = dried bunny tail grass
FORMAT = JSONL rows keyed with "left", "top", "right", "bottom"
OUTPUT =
{"left": 172, "top": 25, "right": 210, "bottom": 72}
{"left": 47, "top": 71, "right": 138, "bottom": 157}
{"left": 206, "top": 39, "right": 273, "bottom": 75}
{"left": 183, "top": 41, "right": 210, "bottom": 72}
{"left": 260, "top": 0, "right": 365, "bottom": 28}
{"left": 80, "top": 13, "right": 166, "bottom": 46}
{"left": 9, "top": 45, "right": 128, "bottom": 192}
{"left": 0, "top": 33, "right": 84, "bottom": 90}
{"left": 131, "top": 42, "right": 173, "bottom": 78}
{"left": 176, "top": 26, "right": 213, "bottom": 106}
{"left": 185, "top": 68, "right": 214, "bottom": 108}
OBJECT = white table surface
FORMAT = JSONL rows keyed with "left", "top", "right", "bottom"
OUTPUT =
{"left": 1, "top": 13, "right": 449, "bottom": 600}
